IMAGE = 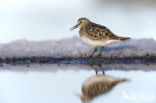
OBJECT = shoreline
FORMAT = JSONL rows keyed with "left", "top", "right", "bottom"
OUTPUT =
{"left": 0, "top": 56, "right": 156, "bottom": 64}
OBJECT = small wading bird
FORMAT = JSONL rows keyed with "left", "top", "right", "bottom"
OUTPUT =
{"left": 71, "top": 17, "right": 130, "bottom": 57}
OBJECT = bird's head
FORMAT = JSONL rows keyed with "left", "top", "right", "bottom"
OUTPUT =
{"left": 71, "top": 17, "right": 90, "bottom": 30}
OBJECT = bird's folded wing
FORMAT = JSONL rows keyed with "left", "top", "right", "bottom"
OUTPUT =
{"left": 85, "top": 23, "right": 119, "bottom": 40}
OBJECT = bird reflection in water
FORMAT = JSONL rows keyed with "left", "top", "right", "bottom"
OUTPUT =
{"left": 80, "top": 65, "right": 127, "bottom": 102}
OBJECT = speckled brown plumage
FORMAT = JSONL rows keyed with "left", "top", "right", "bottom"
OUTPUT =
{"left": 87, "top": 23, "right": 120, "bottom": 40}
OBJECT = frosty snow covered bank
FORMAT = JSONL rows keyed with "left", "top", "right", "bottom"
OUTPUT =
{"left": 0, "top": 37, "right": 156, "bottom": 64}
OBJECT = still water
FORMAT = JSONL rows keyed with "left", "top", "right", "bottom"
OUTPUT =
{"left": 0, "top": 63, "right": 156, "bottom": 103}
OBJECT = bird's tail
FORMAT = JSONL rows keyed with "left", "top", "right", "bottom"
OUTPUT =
{"left": 118, "top": 37, "right": 131, "bottom": 41}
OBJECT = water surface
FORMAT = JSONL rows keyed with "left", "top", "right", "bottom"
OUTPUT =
{"left": 0, "top": 63, "right": 155, "bottom": 103}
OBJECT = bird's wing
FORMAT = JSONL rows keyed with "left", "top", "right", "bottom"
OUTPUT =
{"left": 85, "top": 23, "right": 119, "bottom": 40}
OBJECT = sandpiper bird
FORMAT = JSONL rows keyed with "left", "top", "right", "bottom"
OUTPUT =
{"left": 71, "top": 17, "right": 130, "bottom": 57}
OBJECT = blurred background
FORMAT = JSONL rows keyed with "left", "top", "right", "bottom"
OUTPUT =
{"left": 0, "top": 0, "right": 156, "bottom": 43}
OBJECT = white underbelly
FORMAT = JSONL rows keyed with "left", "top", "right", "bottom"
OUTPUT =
{"left": 81, "top": 37, "right": 120, "bottom": 46}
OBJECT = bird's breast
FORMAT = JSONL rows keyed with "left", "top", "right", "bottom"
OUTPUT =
{"left": 81, "top": 36, "right": 119, "bottom": 47}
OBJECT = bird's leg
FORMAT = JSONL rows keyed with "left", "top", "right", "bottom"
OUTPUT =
{"left": 97, "top": 47, "right": 104, "bottom": 57}
{"left": 97, "top": 64, "right": 105, "bottom": 75}
{"left": 89, "top": 47, "right": 97, "bottom": 57}
{"left": 102, "top": 70, "right": 105, "bottom": 75}
{"left": 95, "top": 69, "right": 98, "bottom": 75}
{"left": 98, "top": 64, "right": 105, "bottom": 75}
{"left": 90, "top": 64, "right": 99, "bottom": 75}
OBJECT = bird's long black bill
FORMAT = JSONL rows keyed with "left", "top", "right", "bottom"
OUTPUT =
{"left": 70, "top": 24, "right": 78, "bottom": 31}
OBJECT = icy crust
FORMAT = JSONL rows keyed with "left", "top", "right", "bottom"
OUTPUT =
{"left": 0, "top": 37, "right": 156, "bottom": 58}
